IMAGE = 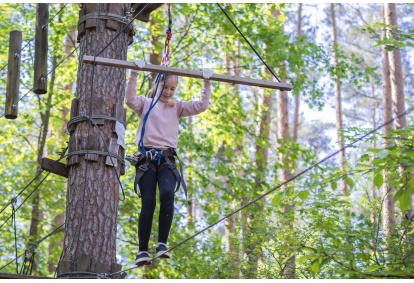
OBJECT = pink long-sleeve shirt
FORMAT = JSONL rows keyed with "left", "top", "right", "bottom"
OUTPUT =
{"left": 125, "top": 72, "right": 211, "bottom": 150}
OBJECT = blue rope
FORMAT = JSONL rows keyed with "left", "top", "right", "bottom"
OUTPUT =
{"left": 138, "top": 73, "right": 168, "bottom": 164}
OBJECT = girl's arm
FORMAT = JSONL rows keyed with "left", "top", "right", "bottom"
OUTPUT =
{"left": 179, "top": 80, "right": 211, "bottom": 117}
{"left": 125, "top": 70, "right": 145, "bottom": 116}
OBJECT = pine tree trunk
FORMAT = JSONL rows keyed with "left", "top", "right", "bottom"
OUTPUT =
{"left": 380, "top": 3, "right": 395, "bottom": 246}
{"left": 293, "top": 3, "right": 302, "bottom": 142}
{"left": 58, "top": 3, "right": 131, "bottom": 277}
{"left": 384, "top": 3, "right": 412, "bottom": 220}
{"left": 330, "top": 3, "right": 348, "bottom": 195}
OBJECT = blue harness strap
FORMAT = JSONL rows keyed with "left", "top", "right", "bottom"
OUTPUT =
{"left": 138, "top": 73, "right": 167, "bottom": 160}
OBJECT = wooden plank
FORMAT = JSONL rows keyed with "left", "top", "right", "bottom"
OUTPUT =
{"left": 41, "top": 157, "right": 69, "bottom": 178}
{"left": 91, "top": 96, "right": 105, "bottom": 125}
{"left": 105, "top": 138, "right": 119, "bottom": 167}
{"left": 33, "top": 4, "right": 49, "bottom": 95}
{"left": 83, "top": 55, "right": 293, "bottom": 91}
{"left": 132, "top": 3, "right": 163, "bottom": 23}
{"left": 112, "top": 103, "right": 125, "bottom": 133}
{"left": 67, "top": 134, "right": 80, "bottom": 166}
{"left": 84, "top": 134, "right": 100, "bottom": 162}
{"left": 5, "top": 30, "right": 22, "bottom": 119}
{"left": 68, "top": 98, "right": 79, "bottom": 134}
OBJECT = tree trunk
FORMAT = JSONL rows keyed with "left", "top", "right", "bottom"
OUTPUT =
{"left": 49, "top": 27, "right": 76, "bottom": 274}
{"left": 293, "top": 3, "right": 302, "bottom": 142}
{"left": 384, "top": 3, "right": 411, "bottom": 220}
{"left": 380, "top": 3, "right": 395, "bottom": 247}
{"left": 27, "top": 48, "right": 57, "bottom": 275}
{"left": 330, "top": 3, "right": 348, "bottom": 195}
{"left": 58, "top": 3, "right": 131, "bottom": 277}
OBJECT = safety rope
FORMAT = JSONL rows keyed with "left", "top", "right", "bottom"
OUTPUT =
{"left": 138, "top": 4, "right": 172, "bottom": 159}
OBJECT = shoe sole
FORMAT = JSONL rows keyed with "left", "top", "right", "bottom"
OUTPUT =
{"left": 156, "top": 251, "right": 171, "bottom": 259}
{"left": 135, "top": 257, "right": 152, "bottom": 266}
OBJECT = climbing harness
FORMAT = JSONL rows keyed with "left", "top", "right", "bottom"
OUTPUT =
{"left": 127, "top": 147, "right": 190, "bottom": 205}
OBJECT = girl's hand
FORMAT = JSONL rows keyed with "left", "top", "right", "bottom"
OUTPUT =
{"left": 134, "top": 59, "right": 145, "bottom": 69}
{"left": 202, "top": 68, "right": 214, "bottom": 80}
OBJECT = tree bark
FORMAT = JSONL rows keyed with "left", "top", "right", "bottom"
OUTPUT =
{"left": 384, "top": 3, "right": 411, "bottom": 220}
{"left": 58, "top": 3, "right": 131, "bottom": 277}
{"left": 330, "top": 3, "right": 348, "bottom": 195}
{"left": 293, "top": 3, "right": 302, "bottom": 142}
{"left": 380, "top": 3, "right": 395, "bottom": 246}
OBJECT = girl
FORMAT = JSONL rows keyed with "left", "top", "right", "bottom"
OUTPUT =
{"left": 125, "top": 60, "right": 213, "bottom": 266}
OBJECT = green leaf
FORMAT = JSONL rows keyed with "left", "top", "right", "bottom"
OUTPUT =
{"left": 309, "top": 258, "right": 320, "bottom": 275}
{"left": 272, "top": 194, "right": 282, "bottom": 206}
{"left": 374, "top": 173, "right": 383, "bottom": 188}
{"left": 366, "top": 264, "right": 382, "bottom": 273}
{"left": 298, "top": 190, "right": 310, "bottom": 201}
{"left": 397, "top": 189, "right": 411, "bottom": 212}
{"left": 377, "top": 150, "right": 388, "bottom": 159}
{"left": 331, "top": 181, "right": 337, "bottom": 191}
{"left": 344, "top": 177, "right": 354, "bottom": 189}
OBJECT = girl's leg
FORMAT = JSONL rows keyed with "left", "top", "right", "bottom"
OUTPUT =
{"left": 157, "top": 164, "right": 176, "bottom": 245}
{"left": 137, "top": 163, "right": 157, "bottom": 252}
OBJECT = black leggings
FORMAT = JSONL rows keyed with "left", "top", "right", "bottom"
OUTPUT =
{"left": 137, "top": 158, "right": 176, "bottom": 252}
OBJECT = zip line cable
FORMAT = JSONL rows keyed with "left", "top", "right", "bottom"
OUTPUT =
{"left": 216, "top": 3, "right": 282, "bottom": 83}
{"left": 0, "top": 3, "right": 69, "bottom": 75}
{"left": 109, "top": 102, "right": 414, "bottom": 277}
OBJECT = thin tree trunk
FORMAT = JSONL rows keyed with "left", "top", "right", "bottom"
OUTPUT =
{"left": 28, "top": 50, "right": 57, "bottom": 275}
{"left": 58, "top": 3, "right": 131, "bottom": 276}
{"left": 293, "top": 3, "right": 302, "bottom": 142}
{"left": 330, "top": 3, "right": 348, "bottom": 195}
{"left": 380, "top": 3, "right": 395, "bottom": 247}
{"left": 384, "top": 3, "right": 412, "bottom": 220}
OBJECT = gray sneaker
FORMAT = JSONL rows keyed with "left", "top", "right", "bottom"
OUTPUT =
{"left": 156, "top": 245, "right": 171, "bottom": 259}
{"left": 134, "top": 252, "right": 151, "bottom": 266}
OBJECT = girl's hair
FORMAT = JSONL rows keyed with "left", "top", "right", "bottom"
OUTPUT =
{"left": 147, "top": 75, "right": 178, "bottom": 107}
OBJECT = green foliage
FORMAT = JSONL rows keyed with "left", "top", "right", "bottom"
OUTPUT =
{"left": 0, "top": 3, "right": 413, "bottom": 280}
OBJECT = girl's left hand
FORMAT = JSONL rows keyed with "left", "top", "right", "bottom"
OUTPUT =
{"left": 202, "top": 68, "right": 214, "bottom": 80}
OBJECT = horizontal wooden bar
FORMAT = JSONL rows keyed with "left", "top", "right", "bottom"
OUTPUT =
{"left": 41, "top": 157, "right": 69, "bottom": 178}
{"left": 83, "top": 55, "right": 293, "bottom": 91}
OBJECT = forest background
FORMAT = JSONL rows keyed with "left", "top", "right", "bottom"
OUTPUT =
{"left": 0, "top": 2, "right": 413, "bottom": 279}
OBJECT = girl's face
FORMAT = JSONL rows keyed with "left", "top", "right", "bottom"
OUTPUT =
{"left": 158, "top": 76, "right": 178, "bottom": 103}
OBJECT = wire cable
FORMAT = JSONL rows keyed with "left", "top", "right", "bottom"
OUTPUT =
{"left": 0, "top": 172, "right": 50, "bottom": 231}
{"left": 217, "top": 3, "right": 282, "bottom": 83}
{"left": 109, "top": 101, "right": 414, "bottom": 277}
{"left": 0, "top": 222, "right": 65, "bottom": 273}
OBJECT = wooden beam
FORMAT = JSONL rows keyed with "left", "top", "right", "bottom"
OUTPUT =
{"left": 132, "top": 3, "right": 163, "bottom": 22}
{"left": 41, "top": 157, "right": 69, "bottom": 178}
{"left": 33, "top": 3, "right": 49, "bottom": 94}
{"left": 5, "top": 30, "right": 22, "bottom": 119}
{"left": 83, "top": 55, "right": 293, "bottom": 91}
